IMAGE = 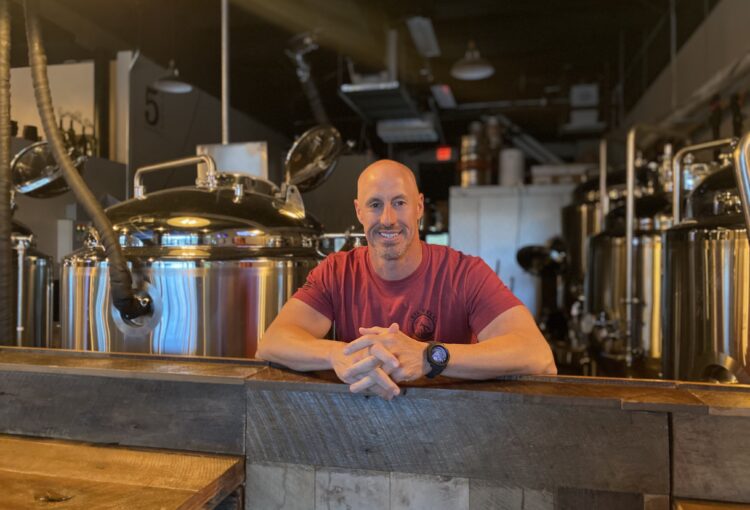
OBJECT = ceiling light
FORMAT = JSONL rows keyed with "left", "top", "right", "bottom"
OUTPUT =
{"left": 451, "top": 40, "right": 494, "bottom": 81}
{"left": 151, "top": 60, "right": 193, "bottom": 94}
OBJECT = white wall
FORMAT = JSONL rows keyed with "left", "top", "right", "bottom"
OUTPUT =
{"left": 10, "top": 62, "right": 94, "bottom": 137}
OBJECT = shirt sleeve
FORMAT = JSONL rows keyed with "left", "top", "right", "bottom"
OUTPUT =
{"left": 291, "top": 256, "right": 335, "bottom": 321}
{"left": 463, "top": 257, "right": 523, "bottom": 335}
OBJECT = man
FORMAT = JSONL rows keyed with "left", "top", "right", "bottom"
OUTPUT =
{"left": 257, "top": 159, "right": 556, "bottom": 400}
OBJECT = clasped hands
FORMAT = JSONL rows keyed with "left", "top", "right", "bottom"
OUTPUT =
{"left": 330, "top": 323, "right": 428, "bottom": 400}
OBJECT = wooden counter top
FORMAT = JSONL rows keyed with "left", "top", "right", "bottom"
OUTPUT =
{"left": 0, "top": 434, "right": 243, "bottom": 509}
{"left": 1, "top": 347, "right": 748, "bottom": 416}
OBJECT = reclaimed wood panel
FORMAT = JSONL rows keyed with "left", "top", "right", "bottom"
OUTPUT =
{"left": 244, "top": 387, "right": 670, "bottom": 494}
{"left": 555, "top": 487, "right": 643, "bottom": 510}
{"left": 0, "top": 371, "right": 245, "bottom": 454}
{"left": 673, "top": 413, "right": 750, "bottom": 503}
{"left": 0, "top": 347, "right": 262, "bottom": 383}
{"left": 0, "top": 435, "right": 243, "bottom": 510}
{"left": 390, "top": 472, "right": 469, "bottom": 510}
{"left": 674, "top": 500, "right": 750, "bottom": 509}
{"left": 245, "top": 462, "right": 314, "bottom": 510}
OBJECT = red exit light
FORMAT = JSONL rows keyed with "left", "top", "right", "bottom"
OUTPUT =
{"left": 435, "top": 146, "right": 452, "bottom": 161}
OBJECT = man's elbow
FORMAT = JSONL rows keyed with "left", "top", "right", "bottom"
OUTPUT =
{"left": 532, "top": 338, "right": 557, "bottom": 375}
{"left": 255, "top": 334, "right": 275, "bottom": 362}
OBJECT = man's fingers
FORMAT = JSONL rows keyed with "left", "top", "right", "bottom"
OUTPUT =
{"left": 388, "top": 322, "right": 399, "bottom": 333}
{"left": 343, "top": 336, "right": 375, "bottom": 355}
{"left": 369, "top": 385, "right": 396, "bottom": 401}
{"left": 342, "top": 355, "right": 381, "bottom": 380}
{"left": 358, "top": 326, "right": 388, "bottom": 335}
{"left": 370, "top": 343, "right": 399, "bottom": 372}
{"left": 371, "top": 367, "right": 400, "bottom": 395}
{"left": 349, "top": 374, "right": 375, "bottom": 393}
{"left": 349, "top": 368, "right": 400, "bottom": 398}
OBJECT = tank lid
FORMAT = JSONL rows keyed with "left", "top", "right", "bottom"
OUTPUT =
{"left": 572, "top": 166, "right": 652, "bottom": 203}
{"left": 604, "top": 194, "right": 673, "bottom": 233}
{"left": 687, "top": 166, "right": 744, "bottom": 220}
{"left": 284, "top": 125, "right": 343, "bottom": 193}
{"left": 100, "top": 186, "right": 322, "bottom": 250}
{"left": 11, "top": 140, "right": 86, "bottom": 198}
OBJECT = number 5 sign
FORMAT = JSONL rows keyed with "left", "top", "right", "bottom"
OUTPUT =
{"left": 144, "top": 87, "right": 162, "bottom": 128}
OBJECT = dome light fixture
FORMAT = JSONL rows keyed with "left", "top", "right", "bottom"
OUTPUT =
{"left": 151, "top": 59, "right": 193, "bottom": 94}
{"left": 450, "top": 40, "right": 494, "bottom": 81}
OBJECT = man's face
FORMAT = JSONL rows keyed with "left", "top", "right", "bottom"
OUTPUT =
{"left": 355, "top": 167, "right": 424, "bottom": 261}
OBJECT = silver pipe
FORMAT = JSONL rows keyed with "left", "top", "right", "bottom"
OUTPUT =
{"left": 125, "top": 50, "right": 140, "bottom": 199}
{"left": 221, "top": 0, "right": 230, "bottom": 144}
{"left": 732, "top": 134, "right": 750, "bottom": 240}
{"left": 625, "top": 124, "right": 687, "bottom": 365}
{"left": 625, "top": 127, "right": 637, "bottom": 366}
{"left": 672, "top": 138, "right": 735, "bottom": 225}
{"left": 134, "top": 155, "right": 217, "bottom": 199}
{"left": 669, "top": 0, "right": 678, "bottom": 110}
{"left": 599, "top": 138, "right": 609, "bottom": 227}
{"left": 14, "top": 236, "right": 29, "bottom": 346}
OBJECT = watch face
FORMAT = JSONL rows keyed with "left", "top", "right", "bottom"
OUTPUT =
{"left": 430, "top": 345, "right": 448, "bottom": 365}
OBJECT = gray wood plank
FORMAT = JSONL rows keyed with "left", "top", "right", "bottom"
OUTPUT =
{"left": 556, "top": 487, "right": 643, "bottom": 510}
{"left": 315, "top": 467, "right": 390, "bottom": 510}
{"left": 245, "top": 462, "right": 314, "bottom": 510}
{"left": 673, "top": 413, "right": 750, "bottom": 503}
{"left": 390, "top": 472, "right": 469, "bottom": 510}
{"left": 244, "top": 387, "right": 670, "bottom": 494}
{"left": 0, "top": 371, "right": 245, "bottom": 454}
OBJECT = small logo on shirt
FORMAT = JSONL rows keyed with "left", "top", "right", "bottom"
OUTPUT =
{"left": 410, "top": 309, "right": 436, "bottom": 341}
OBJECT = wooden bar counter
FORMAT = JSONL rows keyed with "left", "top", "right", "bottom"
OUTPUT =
{"left": 1, "top": 347, "right": 749, "bottom": 509}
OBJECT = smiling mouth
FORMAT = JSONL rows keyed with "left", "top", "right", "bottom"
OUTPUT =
{"left": 377, "top": 230, "right": 402, "bottom": 240}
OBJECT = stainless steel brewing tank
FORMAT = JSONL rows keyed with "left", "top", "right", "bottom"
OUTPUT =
{"left": 561, "top": 169, "right": 651, "bottom": 298}
{"left": 61, "top": 184, "right": 320, "bottom": 357}
{"left": 663, "top": 167, "right": 750, "bottom": 383}
{"left": 585, "top": 195, "right": 671, "bottom": 376}
{"left": 8, "top": 221, "right": 52, "bottom": 347}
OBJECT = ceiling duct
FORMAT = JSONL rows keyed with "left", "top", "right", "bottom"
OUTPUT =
{"left": 340, "top": 28, "right": 439, "bottom": 143}
{"left": 286, "top": 32, "right": 330, "bottom": 125}
{"left": 376, "top": 114, "right": 439, "bottom": 144}
{"left": 339, "top": 29, "right": 420, "bottom": 123}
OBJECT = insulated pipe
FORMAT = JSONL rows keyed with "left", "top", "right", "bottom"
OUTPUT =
{"left": 672, "top": 138, "right": 735, "bottom": 225}
{"left": 0, "top": 0, "right": 13, "bottom": 341}
{"left": 731, "top": 134, "right": 750, "bottom": 240}
{"left": 24, "top": 0, "right": 150, "bottom": 321}
{"left": 598, "top": 138, "right": 609, "bottom": 227}
{"left": 221, "top": 0, "right": 230, "bottom": 144}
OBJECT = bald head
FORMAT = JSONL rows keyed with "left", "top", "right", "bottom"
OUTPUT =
{"left": 354, "top": 159, "right": 424, "bottom": 268}
{"left": 357, "top": 159, "right": 419, "bottom": 200}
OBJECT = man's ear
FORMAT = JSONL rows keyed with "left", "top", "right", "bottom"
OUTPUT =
{"left": 354, "top": 198, "right": 363, "bottom": 224}
{"left": 417, "top": 193, "right": 424, "bottom": 219}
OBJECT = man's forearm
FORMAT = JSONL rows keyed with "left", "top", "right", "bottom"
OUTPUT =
{"left": 440, "top": 334, "right": 556, "bottom": 380}
{"left": 256, "top": 325, "right": 339, "bottom": 371}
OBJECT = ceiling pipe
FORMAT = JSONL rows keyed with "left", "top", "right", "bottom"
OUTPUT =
{"left": 221, "top": 0, "right": 230, "bottom": 144}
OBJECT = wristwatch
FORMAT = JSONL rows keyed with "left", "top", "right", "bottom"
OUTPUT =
{"left": 425, "top": 342, "right": 450, "bottom": 379}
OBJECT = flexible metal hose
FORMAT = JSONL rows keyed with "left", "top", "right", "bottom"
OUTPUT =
{"left": 0, "top": 0, "right": 14, "bottom": 341}
{"left": 24, "top": 0, "right": 150, "bottom": 320}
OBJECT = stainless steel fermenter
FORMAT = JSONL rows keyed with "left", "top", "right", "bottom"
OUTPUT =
{"left": 663, "top": 152, "right": 750, "bottom": 383}
{"left": 62, "top": 126, "right": 342, "bottom": 357}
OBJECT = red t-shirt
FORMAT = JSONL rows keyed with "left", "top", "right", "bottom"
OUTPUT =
{"left": 292, "top": 241, "right": 522, "bottom": 343}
